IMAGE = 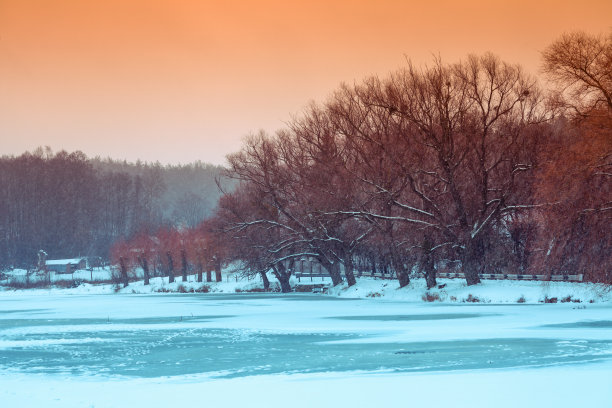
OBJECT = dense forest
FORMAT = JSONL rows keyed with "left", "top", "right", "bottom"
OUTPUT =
{"left": 2, "top": 31, "right": 610, "bottom": 289}
{"left": 0, "top": 151, "right": 229, "bottom": 268}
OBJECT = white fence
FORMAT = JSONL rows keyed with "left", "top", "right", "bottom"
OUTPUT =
{"left": 295, "top": 270, "right": 584, "bottom": 282}
{"left": 1, "top": 268, "right": 116, "bottom": 286}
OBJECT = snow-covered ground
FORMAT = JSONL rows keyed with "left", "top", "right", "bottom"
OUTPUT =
{"left": 1, "top": 287, "right": 611, "bottom": 407}
{"left": 2, "top": 267, "right": 611, "bottom": 304}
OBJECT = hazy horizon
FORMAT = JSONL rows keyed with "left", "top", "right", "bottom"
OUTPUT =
{"left": 1, "top": 0, "right": 611, "bottom": 165}
{"left": 2, "top": 145, "right": 229, "bottom": 167}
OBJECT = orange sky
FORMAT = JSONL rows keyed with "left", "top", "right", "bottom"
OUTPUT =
{"left": 1, "top": 0, "right": 610, "bottom": 165}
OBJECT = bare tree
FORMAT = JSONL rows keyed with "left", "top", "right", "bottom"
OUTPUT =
{"left": 542, "top": 30, "right": 612, "bottom": 116}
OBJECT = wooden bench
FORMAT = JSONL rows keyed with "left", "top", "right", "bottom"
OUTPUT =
{"left": 295, "top": 273, "right": 330, "bottom": 282}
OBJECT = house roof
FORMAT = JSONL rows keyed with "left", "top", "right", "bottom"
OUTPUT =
{"left": 46, "top": 258, "right": 85, "bottom": 266}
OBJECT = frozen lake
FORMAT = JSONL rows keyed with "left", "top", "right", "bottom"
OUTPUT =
{"left": 2, "top": 293, "right": 612, "bottom": 377}
{"left": 1, "top": 293, "right": 611, "bottom": 407}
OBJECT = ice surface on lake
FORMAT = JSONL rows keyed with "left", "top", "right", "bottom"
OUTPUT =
{"left": 1, "top": 293, "right": 611, "bottom": 380}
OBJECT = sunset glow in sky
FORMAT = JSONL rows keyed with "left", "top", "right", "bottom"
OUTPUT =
{"left": 1, "top": 0, "right": 611, "bottom": 165}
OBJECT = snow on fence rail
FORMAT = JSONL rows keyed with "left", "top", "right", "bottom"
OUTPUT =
{"left": 286, "top": 257, "right": 585, "bottom": 283}
{"left": 436, "top": 272, "right": 584, "bottom": 282}
{"left": 295, "top": 271, "right": 584, "bottom": 282}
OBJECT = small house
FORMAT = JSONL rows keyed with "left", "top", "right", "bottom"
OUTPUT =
{"left": 45, "top": 258, "right": 87, "bottom": 274}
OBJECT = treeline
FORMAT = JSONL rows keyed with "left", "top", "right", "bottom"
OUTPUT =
{"left": 213, "top": 31, "right": 610, "bottom": 289}
{"left": 0, "top": 149, "right": 228, "bottom": 268}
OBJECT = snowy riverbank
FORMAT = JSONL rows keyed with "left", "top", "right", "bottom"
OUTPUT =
{"left": 2, "top": 270, "right": 610, "bottom": 304}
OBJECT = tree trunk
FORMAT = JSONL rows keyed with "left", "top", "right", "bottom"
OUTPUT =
{"left": 139, "top": 256, "right": 150, "bottom": 286}
{"left": 343, "top": 252, "right": 356, "bottom": 287}
{"left": 462, "top": 240, "right": 482, "bottom": 286}
{"left": 260, "top": 270, "right": 270, "bottom": 291}
{"left": 390, "top": 251, "right": 410, "bottom": 288}
{"left": 463, "top": 258, "right": 482, "bottom": 285}
{"left": 422, "top": 252, "right": 436, "bottom": 289}
{"left": 181, "top": 249, "right": 188, "bottom": 282}
{"left": 330, "top": 261, "right": 343, "bottom": 286}
{"left": 166, "top": 252, "right": 175, "bottom": 283}
{"left": 214, "top": 257, "right": 222, "bottom": 282}
{"left": 422, "top": 237, "right": 436, "bottom": 289}
{"left": 272, "top": 263, "right": 292, "bottom": 293}
{"left": 119, "top": 256, "right": 129, "bottom": 287}
{"left": 319, "top": 256, "right": 343, "bottom": 286}
{"left": 206, "top": 268, "right": 212, "bottom": 282}
{"left": 197, "top": 261, "right": 203, "bottom": 283}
